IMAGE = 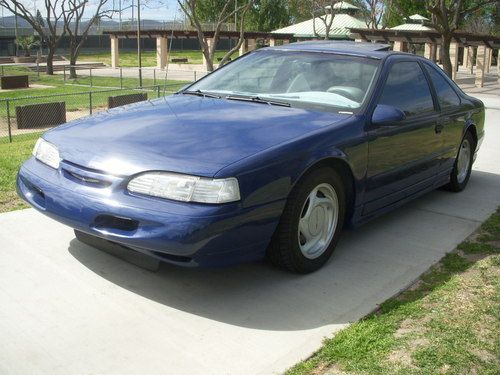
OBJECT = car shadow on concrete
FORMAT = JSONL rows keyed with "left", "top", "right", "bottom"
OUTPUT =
{"left": 68, "top": 170, "right": 500, "bottom": 331}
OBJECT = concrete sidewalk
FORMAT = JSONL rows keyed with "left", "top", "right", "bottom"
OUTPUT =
{"left": 1, "top": 102, "right": 499, "bottom": 375}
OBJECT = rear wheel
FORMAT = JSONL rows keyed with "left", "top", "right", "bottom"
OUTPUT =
{"left": 446, "top": 131, "right": 475, "bottom": 192}
{"left": 267, "top": 168, "right": 346, "bottom": 273}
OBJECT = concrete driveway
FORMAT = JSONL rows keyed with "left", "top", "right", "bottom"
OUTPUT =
{"left": 1, "top": 99, "right": 499, "bottom": 375}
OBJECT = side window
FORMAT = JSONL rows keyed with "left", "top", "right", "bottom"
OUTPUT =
{"left": 424, "top": 64, "right": 461, "bottom": 109}
{"left": 379, "top": 61, "right": 435, "bottom": 117}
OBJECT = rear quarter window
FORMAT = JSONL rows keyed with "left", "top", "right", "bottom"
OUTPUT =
{"left": 424, "top": 64, "right": 461, "bottom": 109}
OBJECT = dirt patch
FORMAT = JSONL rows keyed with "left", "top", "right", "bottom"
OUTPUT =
{"left": 0, "top": 192, "right": 28, "bottom": 213}
{"left": 323, "top": 364, "right": 350, "bottom": 375}
{"left": 469, "top": 348, "right": 497, "bottom": 363}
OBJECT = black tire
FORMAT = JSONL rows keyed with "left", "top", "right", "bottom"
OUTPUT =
{"left": 267, "top": 167, "right": 346, "bottom": 273}
{"left": 445, "top": 131, "right": 475, "bottom": 192}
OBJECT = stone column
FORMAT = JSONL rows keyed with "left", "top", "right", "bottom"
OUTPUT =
{"left": 239, "top": 39, "right": 248, "bottom": 56}
{"left": 475, "top": 45, "right": 487, "bottom": 87}
{"left": 111, "top": 35, "right": 119, "bottom": 68}
{"left": 463, "top": 46, "right": 470, "bottom": 68}
{"left": 247, "top": 38, "right": 257, "bottom": 51}
{"left": 393, "top": 41, "right": 404, "bottom": 52}
{"left": 203, "top": 38, "right": 214, "bottom": 67}
{"left": 424, "top": 43, "right": 432, "bottom": 59}
{"left": 486, "top": 48, "right": 492, "bottom": 73}
{"left": 450, "top": 42, "right": 459, "bottom": 81}
{"left": 156, "top": 36, "right": 168, "bottom": 70}
{"left": 497, "top": 49, "right": 500, "bottom": 83}
{"left": 467, "top": 47, "right": 474, "bottom": 74}
{"left": 430, "top": 44, "right": 437, "bottom": 62}
{"left": 268, "top": 38, "right": 276, "bottom": 47}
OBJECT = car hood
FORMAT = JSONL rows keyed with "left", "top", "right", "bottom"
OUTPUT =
{"left": 44, "top": 94, "right": 349, "bottom": 177}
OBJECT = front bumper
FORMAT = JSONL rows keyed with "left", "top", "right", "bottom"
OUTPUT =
{"left": 17, "top": 157, "right": 285, "bottom": 267}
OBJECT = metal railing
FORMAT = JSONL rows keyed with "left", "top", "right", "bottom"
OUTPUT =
{"left": 0, "top": 83, "right": 185, "bottom": 143}
{"left": 62, "top": 65, "right": 207, "bottom": 89}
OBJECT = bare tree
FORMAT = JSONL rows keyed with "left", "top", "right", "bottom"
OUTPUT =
{"left": 63, "top": 0, "right": 114, "bottom": 79}
{"left": 0, "top": 0, "right": 66, "bottom": 75}
{"left": 177, "top": 0, "right": 254, "bottom": 72}
{"left": 311, "top": 0, "right": 339, "bottom": 40}
{"left": 361, "top": 0, "right": 384, "bottom": 29}
{"left": 423, "top": 0, "right": 497, "bottom": 78}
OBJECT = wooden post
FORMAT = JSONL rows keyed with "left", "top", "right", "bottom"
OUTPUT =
{"left": 463, "top": 46, "right": 469, "bottom": 68}
{"left": 111, "top": 35, "right": 119, "bottom": 68}
{"left": 156, "top": 36, "right": 168, "bottom": 70}
{"left": 475, "top": 45, "right": 487, "bottom": 87}
{"left": 450, "top": 42, "right": 459, "bottom": 81}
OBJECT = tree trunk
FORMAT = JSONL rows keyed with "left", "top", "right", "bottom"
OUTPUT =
{"left": 69, "top": 56, "right": 77, "bottom": 79}
{"left": 46, "top": 47, "right": 55, "bottom": 75}
{"left": 69, "top": 45, "right": 77, "bottom": 79}
{"left": 440, "top": 34, "right": 453, "bottom": 78}
{"left": 203, "top": 48, "right": 214, "bottom": 72}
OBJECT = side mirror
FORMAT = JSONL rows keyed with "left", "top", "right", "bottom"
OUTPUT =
{"left": 371, "top": 104, "right": 406, "bottom": 125}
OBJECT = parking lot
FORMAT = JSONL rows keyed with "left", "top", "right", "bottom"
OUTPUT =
{"left": 1, "top": 97, "right": 499, "bottom": 375}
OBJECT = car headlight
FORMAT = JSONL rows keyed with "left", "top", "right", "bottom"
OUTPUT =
{"left": 32, "top": 138, "right": 60, "bottom": 169}
{"left": 127, "top": 172, "right": 240, "bottom": 204}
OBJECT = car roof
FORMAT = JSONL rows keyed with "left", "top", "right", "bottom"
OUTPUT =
{"left": 269, "top": 41, "right": 397, "bottom": 59}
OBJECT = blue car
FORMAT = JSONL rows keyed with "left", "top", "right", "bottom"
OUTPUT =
{"left": 17, "top": 41, "right": 485, "bottom": 273}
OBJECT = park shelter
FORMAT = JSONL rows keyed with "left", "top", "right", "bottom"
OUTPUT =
{"left": 391, "top": 14, "right": 435, "bottom": 32}
{"left": 350, "top": 27, "right": 500, "bottom": 87}
{"left": 272, "top": 1, "right": 365, "bottom": 40}
{"left": 103, "top": 30, "right": 293, "bottom": 69}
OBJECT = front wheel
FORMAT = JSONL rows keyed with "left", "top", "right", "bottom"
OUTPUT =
{"left": 445, "top": 132, "right": 475, "bottom": 192}
{"left": 267, "top": 168, "right": 346, "bottom": 273}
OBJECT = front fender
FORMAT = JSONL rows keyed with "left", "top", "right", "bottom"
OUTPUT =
{"left": 216, "top": 117, "right": 368, "bottom": 209}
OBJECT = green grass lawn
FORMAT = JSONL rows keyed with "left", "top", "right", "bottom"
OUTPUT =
{"left": 0, "top": 65, "right": 188, "bottom": 126}
{"left": 74, "top": 50, "right": 233, "bottom": 67}
{"left": 287, "top": 209, "right": 500, "bottom": 375}
{"left": 0, "top": 132, "right": 39, "bottom": 212}
{"left": 0, "top": 65, "right": 187, "bottom": 100}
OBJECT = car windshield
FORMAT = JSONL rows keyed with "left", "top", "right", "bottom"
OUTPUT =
{"left": 187, "top": 50, "right": 380, "bottom": 112}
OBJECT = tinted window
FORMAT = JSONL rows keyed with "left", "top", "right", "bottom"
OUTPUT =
{"left": 424, "top": 64, "right": 460, "bottom": 109}
{"left": 379, "top": 61, "right": 434, "bottom": 116}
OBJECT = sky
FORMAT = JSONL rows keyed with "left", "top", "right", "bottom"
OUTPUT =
{"left": 1, "top": 0, "right": 184, "bottom": 22}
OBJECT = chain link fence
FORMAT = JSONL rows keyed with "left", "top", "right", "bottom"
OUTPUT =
{"left": 0, "top": 83, "right": 187, "bottom": 144}
{"left": 61, "top": 65, "right": 207, "bottom": 89}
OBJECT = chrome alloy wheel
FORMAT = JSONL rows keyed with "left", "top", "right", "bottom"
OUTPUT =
{"left": 457, "top": 138, "right": 471, "bottom": 184}
{"left": 298, "top": 183, "right": 339, "bottom": 259}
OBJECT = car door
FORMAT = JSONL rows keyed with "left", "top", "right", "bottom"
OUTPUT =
{"left": 422, "top": 62, "right": 465, "bottom": 176}
{"left": 363, "top": 59, "right": 441, "bottom": 214}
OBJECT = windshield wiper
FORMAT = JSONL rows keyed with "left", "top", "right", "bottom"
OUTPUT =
{"left": 182, "top": 89, "right": 221, "bottom": 99}
{"left": 225, "top": 94, "right": 291, "bottom": 107}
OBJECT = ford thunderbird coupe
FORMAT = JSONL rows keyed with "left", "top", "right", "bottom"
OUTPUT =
{"left": 17, "top": 41, "right": 485, "bottom": 273}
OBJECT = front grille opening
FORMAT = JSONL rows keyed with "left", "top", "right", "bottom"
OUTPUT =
{"left": 63, "top": 170, "right": 111, "bottom": 188}
{"left": 151, "top": 251, "right": 192, "bottom": 263}
{"left": 93, "top": 215, "right": 139, "bottom": 232}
